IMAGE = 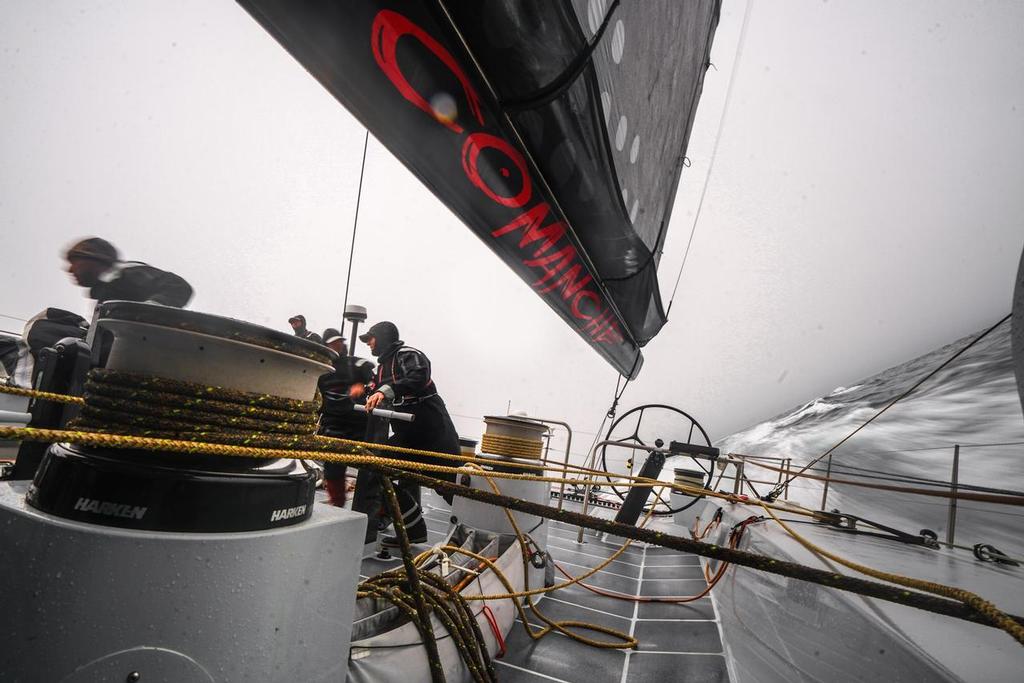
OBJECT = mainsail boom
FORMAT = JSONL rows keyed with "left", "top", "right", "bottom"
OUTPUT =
{"left": 238, "top": 0, "right": 720, "bottom": 378}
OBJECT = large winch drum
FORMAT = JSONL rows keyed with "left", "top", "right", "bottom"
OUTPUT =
{"left": 27, "top": 301, "right": 336, "bottom": 533}
{"left": 452, "top": 414, "right": 551, "bottom": 592}
{"left": 480, "top": 414, "right": 548, "bottom": 460}
{"left": 1, "top": 301, "right": 367, "bottom": 682}
{"left": 93, "top": 300, "right": 332, "bottom": 399}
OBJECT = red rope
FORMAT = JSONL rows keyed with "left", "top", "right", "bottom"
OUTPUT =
{"left": 481, "top": 605, "right": 506, "bottom": 658}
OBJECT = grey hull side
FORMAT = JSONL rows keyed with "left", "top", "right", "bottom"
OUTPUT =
{"left": 700, "top": 502, "right": 1022, "bottom": 683}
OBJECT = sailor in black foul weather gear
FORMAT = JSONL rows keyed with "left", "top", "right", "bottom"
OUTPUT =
{"left": 64, "top": 237, "right": 193, "bottom": 307}
{"left": 318, "top": 329, "right": 374, "bottom": 507}
{"left": 288, "top": 314, "right": 322, "bottom": 344}
{"left": 357, "top": 321, "right": 461, "bottom": 546}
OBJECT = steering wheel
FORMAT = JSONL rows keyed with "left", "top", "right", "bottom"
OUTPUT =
{"left": 598, "top": 403, "right": 715, "bottom": 516}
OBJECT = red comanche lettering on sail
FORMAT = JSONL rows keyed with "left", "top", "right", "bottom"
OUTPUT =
{"left": 371, "top": 10, "right": 623, "bottom": 345}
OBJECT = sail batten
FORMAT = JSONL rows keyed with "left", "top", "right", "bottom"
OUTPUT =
{"left": 237, "top": 0, "right": 720, "bottom": 378}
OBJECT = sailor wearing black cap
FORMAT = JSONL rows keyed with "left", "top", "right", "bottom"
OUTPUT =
{"left": 64, "top": 237, "right": 193, "bottom": 307}
{"left": 317, "top": 329, "right": 374, "bottom": 507}
{"left": 288, "top": 314, "right": 322, "bottom": 344}
{"left": 357, "top": 321, "right": 461, "bottom": 546}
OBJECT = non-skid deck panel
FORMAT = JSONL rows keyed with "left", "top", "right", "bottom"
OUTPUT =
{"left": 490, "top": 539, "right": 728, "bottom": 683}
{"left": 356, "top": 491, "right": 730, "bottom": 682}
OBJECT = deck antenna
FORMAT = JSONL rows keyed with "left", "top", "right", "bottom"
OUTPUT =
{"left": 341, "top": 130, "right": 371, "bottom": 338}
{"left": 665, "top": 0, "right": 753, "bottom": 317}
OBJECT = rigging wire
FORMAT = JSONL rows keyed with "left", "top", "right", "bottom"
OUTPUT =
{"left": 748, "top": 458, "right": 1024, "bottom": 506}
{"left": 730, "top": 450, "right": 1024, "bottom": 497}
{"left": 607, "top": 373, "right": 630, "bottom": 418}
{"left": 341, "top": 130, "right": 370, "bottom": 325}
{"left": 808, "top": 460, "right": 1024, "bottom": 496}
{"left": 665, "top": 0, "right": 753, "bottom": 317}
{"left": 572, "top": 374, "right": 631, "bottom": 485}
{"left": 807, "top": 462, "right": 1023, "bottom": 497}
{"left": 854, "top": 440, "right": 1024, "bottom": 455}
{"left": 767, "top": 312, "right": 1013, "bottom": 500}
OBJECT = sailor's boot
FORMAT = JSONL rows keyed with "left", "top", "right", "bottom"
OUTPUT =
{"left": 382, "top": 486, "right": 428, "bottom": 546}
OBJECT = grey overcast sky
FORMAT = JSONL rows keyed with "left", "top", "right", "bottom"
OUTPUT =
{"left": 2, "top": 1, "right": 1022, "bottom": 455}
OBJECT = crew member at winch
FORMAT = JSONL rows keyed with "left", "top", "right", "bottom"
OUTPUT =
{"left": 317, "top": 328, "right": 374, "bottom": 507}
{"left": 288, "top": 315, "right": 322, "bottom": 344}
{"left": 357, "top": 321, "right": 461, "bottom": 547}
{"left": 64, "top": 237, "right": 193, "bottom": 307}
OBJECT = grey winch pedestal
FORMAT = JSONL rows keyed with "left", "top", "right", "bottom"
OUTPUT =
{"left": 451, "top": 416, "right": 551, "bottom": 590}
{"left": 0, "top": 481, "right": 365, "bottom": 683}
{"left": 1, "top": 302, "right": 369, "bottom": 682}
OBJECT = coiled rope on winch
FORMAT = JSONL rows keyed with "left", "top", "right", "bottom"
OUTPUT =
{"left": 2, "top": 380, "right": 1023, "bottom": 646}
{"left": 70, "top": 368, "right": 323, "bottom": 449}
{"left": 479, "top": 433, "right": 543, "bottom": 459}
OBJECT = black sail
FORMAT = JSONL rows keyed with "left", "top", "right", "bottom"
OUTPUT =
{"left": 237, "top": 0, "right": 720, "bottom": 378}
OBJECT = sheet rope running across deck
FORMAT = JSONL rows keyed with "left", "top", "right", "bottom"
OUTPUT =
{"left": 1, "top": 380, "right": 1023, "bottom": 646}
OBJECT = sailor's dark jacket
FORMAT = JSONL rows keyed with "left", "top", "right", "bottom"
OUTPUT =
{"left": 297, "top": 329, "right": 322, "bottom": 344}
{"left": 373, "top": 341, "right": 438, "bottom": 407}
{"left": 318, "top": 354, "right": 374, "bottom": 436}
{"left": 90, "top": 261, "right": 193, "bottom": 308}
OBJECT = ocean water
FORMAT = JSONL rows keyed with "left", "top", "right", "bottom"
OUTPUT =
{"left": 716, "top": 322, "right": 1024, "bottom": 556}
